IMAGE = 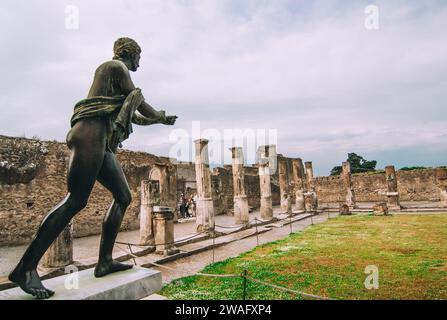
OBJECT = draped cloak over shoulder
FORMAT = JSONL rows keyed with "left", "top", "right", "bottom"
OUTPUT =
{"left": 67, "top": 88, "right": 163, "bottom": 153}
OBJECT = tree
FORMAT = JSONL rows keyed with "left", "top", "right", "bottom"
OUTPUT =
{"left": 330, "top": 153, "right": 377, "bottom": 176}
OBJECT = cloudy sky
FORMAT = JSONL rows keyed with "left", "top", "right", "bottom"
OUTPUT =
{"left": 0, "top": 0, "right": 446, "bottom": 175}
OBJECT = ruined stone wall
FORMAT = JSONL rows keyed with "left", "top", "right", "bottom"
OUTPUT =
{"left": 3, "top": 134, "right": 442, "bottom": 245}
{"left": 177, "top": 162, "right": 196, "bottom": 184}
{"left": 0, "top": 135, "right": 172, "bottom": 245}
{"left": 315, "top": 169, "right": 442, "bottom": 203}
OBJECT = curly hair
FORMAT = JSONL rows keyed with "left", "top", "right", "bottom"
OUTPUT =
{"left": 113, "top": 37, "right": 141, "bottom": 60}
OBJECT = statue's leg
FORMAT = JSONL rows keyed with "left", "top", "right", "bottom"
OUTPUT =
{"left": 9, "top": 122, "right": 106, "bottom": 299}
{"left": 94, "top": 151, "right": 133, "bottom": 277}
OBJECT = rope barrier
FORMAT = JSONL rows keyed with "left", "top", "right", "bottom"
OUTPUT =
{"left": 116, "top": 244, "right": 332, "bottom": 299}
{"left": 254, "top": 218, "right": 259, "bottom": 245}
{"left": 115, "top": 230, "right": 209, "bottom": 248}
{"left": 114, "top": 243, "right": 240, "bottom": 278}
{"left": 118, "top": 210, "right": 320, "bottom": 251}
{"left": 245, "top": 276, "right": 335, "bottom": 300}
{"left": 113, "top": 215, "right": 335, "bottom": 301}
{"left": 215, "top": 224, "right": 247, "bottom": 229}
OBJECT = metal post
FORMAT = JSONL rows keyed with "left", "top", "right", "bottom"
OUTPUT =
{"left": 242, "top": 269, "right": 248, "bottom": 300}
{"left": 212, "top": 231, "right": 215, "bottom": 263}
{"left": 255, "top": 218, "right": 259, "bottom": 245}
{"left": 289, "top": 215, "right": 293, "bottom": 234}
{"left": 128, "top": 243, "right": 137, "bottom": 265}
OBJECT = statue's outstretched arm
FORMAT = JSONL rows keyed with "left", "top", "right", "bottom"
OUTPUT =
{"left": 137, "top": 101, "right": 167, "bottom": 120}
{"left": 132, "top": 111, "right": 165, "bottom": 126}
{"left": 116, "top": 63, "right": 177, "bottom": 126}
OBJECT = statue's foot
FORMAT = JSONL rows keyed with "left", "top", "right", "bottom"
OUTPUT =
{"left": 94, "top": 260, "right": 133, "bottom": 278}
{"left": 8, "top": 266, "right": 55, "bottom": 299}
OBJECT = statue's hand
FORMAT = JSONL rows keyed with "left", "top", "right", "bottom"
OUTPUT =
{"left": 157, "top": 110, "right": 177, "bottom": 125}
{"left": 163, "top": 115, "right": 177, "bottom": 125}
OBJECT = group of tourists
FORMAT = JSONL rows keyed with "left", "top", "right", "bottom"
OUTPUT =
{"left": 178, "top": 193, "right": 197, "bottom": 219}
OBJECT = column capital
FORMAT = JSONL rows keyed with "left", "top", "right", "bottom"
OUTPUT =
{"left": 194, "top": 139, "right": 209, "bottom": 145}
{"left": 230, "top": 147, "right": 244, "bottom": 163}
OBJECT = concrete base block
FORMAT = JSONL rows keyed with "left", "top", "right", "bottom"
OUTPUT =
{"left": 156, "top": 247, "right": 180, "bottom": 256}
{"left": 196, "top": 197, "right": 215, "bottom": 232}
{"left": 280, "top": 196, "right": 292, "bottom": 214}
{"left": 339, "top": 203, "right": 352, "bottom": 216}
{"left": 0, "top": 266, "right": 162, "bottom": 300}
{"left": 439, "top": 190, "right": 447, "bottom": 207}
{"left": 294, "top": 194, "right": 305, "bottom": 212}
{"left": 234, "top": 195, "right": 249, "bottom": 224}
{"left": 260, "top": 196, "right": 273, "bottom": 220}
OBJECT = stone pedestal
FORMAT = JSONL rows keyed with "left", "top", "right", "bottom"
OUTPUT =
{"left": 294, "top": 189, "right": 305, "bottom": 212}
{"left": 436, "top": 168, "right": 447, "bottom": 207}
{"left": 259, "top": 162, "right": 273, "bottom": 220}
{"left": 260, "top": 195, "right": 273, "bottom": 220}
{"left": 257, "top": 145, "right": 276, "bottom": 221}
{"left": 194, "top": 139, "right": 215, "bottom": 232}
{"left": 0, "top": 267, "right": 162, "bottom": 300}
{"left": 139, "top": 180, "right": 157, "bottom": 248}
{"left": 234, "top": 195, "right": 249, "bottom": 224}
{"left": 385, "top": 166, "right": 401, "bottom": 211}
{"left": 278, "top": 159, "right": 292, "bottom": 214}
{"left": 281, "top": 195, "right": 292, "bottom": 215}
{"left": 373, "top": 203, "right": 389, "bottom": 216}
{"left": 195, "top": 197, "right": 215, "bottom": 232}
{"left": 304, "top": 192, "right": 318, "bottom": 213}
{"left": 153, "top": 206, "right": 179, "bottom": 256}
{"left": 291, "top": 158, "right": 305, "bottom": 212}
{"left": 304, "top": 161, "right": 318, "bottom": 212}
{"left": 230, "top": 147, "right": 249, "bottom": 224}
{"left": 305, "top": 161, "right": 314, "bottom": 191}
{"left": 41, "top": 221, "right": 73, "bottom": 268}
{"left": 342, "top": 161, "right": 356, "bottom": 208}
{"left": 339, "top": 203, "right": 351, "bottom": 216}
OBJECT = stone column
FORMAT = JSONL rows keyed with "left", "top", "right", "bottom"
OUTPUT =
{"left": 41, "top": 221, "right": 73, "bottom": 268}
{"left": 291, "top": 158, "right": 305, "bottom": 212}
{"left": 194, "top": 139, "right": 215, "bottom": 232}
{"left": 342, "top": 161, "right": 356, "bottom": 208}
{"left": 304, "top": 161, "right": 318, "bottom": 212}
{"left": 230, "top": 147, "right": 249, "bottom": 224}
{"left": 385, "top": 165, "right": 401, "bottom": 210}
{"left": 278, "top": 159, "right": 292, "bottom": 214}
{"left": 435, "top": 168, "right": 447, "bottom": 207}
{"left": 305, "top": 161, "right": 314, "bottom": 191}
{"left": 150, "top": 163, "right": 178, "bottom": 221}
{"left": 258, "top": 145, "right": 275, "bottom": 220}
{"left": 166, "top": 164, "right": 179, "bottom": 222}
{"left": 259, "top": 161, "right": 273, "bottom": 220}
{"left": 139, "top": 180, "right": 158, "bottom": 248}
{"left": 153, "top": 206, "right": 179, "bottom": 256}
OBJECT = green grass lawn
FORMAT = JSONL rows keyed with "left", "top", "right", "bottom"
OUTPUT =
{"left": 160, "top": 214, "right": 447, "bottom": 300}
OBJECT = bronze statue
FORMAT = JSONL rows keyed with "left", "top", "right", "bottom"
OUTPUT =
{"left": 8, "top": 37, "right": 177, "bottom": 299}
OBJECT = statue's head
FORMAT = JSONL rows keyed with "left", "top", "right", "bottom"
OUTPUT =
{"left": 113, "top": 37, "right": 141, "bottom": 72}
